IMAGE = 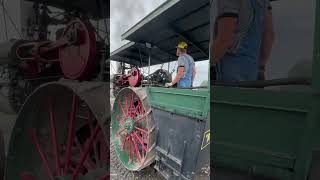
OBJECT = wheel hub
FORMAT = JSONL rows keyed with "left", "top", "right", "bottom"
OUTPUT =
{"left": 124, "top": 118, "right": 135, "bottom": 133}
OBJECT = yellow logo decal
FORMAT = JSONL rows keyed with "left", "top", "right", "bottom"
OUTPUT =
{"left": 201, "top": 130, "right": 210, "bottom": 150}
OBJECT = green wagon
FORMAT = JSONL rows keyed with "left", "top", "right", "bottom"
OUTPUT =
{"left": 212, "top": 0, "right": 320, "bottom": 179}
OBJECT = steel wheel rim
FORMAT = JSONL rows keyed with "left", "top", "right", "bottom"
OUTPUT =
{"left": 111, "top": 87, "right": 155, "bottom": 171}
{"left": 6, "top": 83, "right": 109, "bottom": 180}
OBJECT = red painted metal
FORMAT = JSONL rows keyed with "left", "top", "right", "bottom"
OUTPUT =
{"left": 20, "top": 172, "right": 33, "bottom": 180}
{"left": 124, "top": 94, "right": 129, "bottom": 115}
{"left": 15, "top": 40, "right": 66, "bottom": 78}
{"left": 64, "top": 94, "right": 77, "bottom": 175}
{"left": 134, "top": 109, "right": 151, "bottom": 123}
{"left": 48, "top": 97, "right": 61, "bottom": 176}
{"left": 98, "top": 174, "right": 110, "bottom": 180}
{"left": 134, "top": 126, "right": 148, "bottom": 135}
{"left": 28, "top": 129, "right": 54, "bottom": 178}
{"left": 114, "top": 89, "right": 155, "bottom": 169}
{"left": 72, "top": 125, "right": 101, "bottom": 180}
{"left": 129, "top": 93, "right": 134, "bottom": 117}
{"left": 134, "top": 103, "right": 141, "bottom": 115}
{"left": 14, "top": 19, "right": 97, "bottom": 80}
{"left": 121, "top": 136, "right": 128, "bottom": 150}
{"left": 115, "top": 67, "right": 142, "bottom": 89}
{"left": 134, "top": 131, "right": 147, "bottom": 152}
{"left": 59, "top": 19, "right": 97, "bottom": 80}
{"left": 118, "top": 98, "right": 127, "bottom": 117}
{"left": 116, "top": 115, "right": 122, "bottom": 122}
{"left": 131, "top": 134, "right": 141, "bottom": 163}
{"left": 87, "top": 110, "right": 100, "bottom": 168}
{"left": 75, "top": 138, "right": 95, "bottom": 170}
{"left": 128, "top": 67, "right": 142, "bottom": 87}
{"left": 22, "top": 87, "right": 109, "bottom": 179}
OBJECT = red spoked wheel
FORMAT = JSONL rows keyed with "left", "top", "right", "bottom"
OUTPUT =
{"left": 111, "top": 87, "right": 156, "bottom": 171}
{"left": 5, "top": 83, "right": 109, "bottom": 180}
{"left": 128, "top": 67, "right": 141, "bottom": 87}
{"left": 59, "top": 19, "right": 97, "bottom": 80}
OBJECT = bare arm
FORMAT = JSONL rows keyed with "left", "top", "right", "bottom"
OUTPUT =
{"left": 258, "top": 10, "right": 275, "bottom": 69}
{"left": 172, "top": 67, "right": 185, "bottom": 85}
{"left": 211, "top": 17, "right": 237, "bottom": 65}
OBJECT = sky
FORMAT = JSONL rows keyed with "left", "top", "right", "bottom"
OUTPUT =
{"left": 110, "top": 0, "right": 209, "bottom": 86}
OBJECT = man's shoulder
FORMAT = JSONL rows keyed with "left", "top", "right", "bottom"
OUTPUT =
{"left": 185, "top": 54, "right": 195, "bottom": 62}
{"left": 177, "top": 55, "right": 185, "bottom": 61}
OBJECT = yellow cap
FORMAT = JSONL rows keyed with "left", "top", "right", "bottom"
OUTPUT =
{"left": 177, "top": 41, "right": 188, "bottom": 49}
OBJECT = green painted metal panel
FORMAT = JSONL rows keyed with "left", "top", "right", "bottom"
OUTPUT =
{"left": 212, "top": 86, "right": 314, "bottom": 179}
{"left": 313, "top": 1, "right": 320, "bottom": 90}
{"left": 146, "top": 87, "right": 210, "bottom": 120}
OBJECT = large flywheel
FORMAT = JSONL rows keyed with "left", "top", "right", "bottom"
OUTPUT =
{"left": 111, "top": 87, "right": 156, "bottom": 171}
{"left": 5, "top": 81, "right": 110, "bottom": 180}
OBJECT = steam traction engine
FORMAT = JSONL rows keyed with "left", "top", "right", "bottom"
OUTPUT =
{"left": 1, "top": 0, "right": 110, "bottom": 179}
{"left": 112, "top": 65, "right": 171, "bottom": 96}
{"left": 1, "top": 17, "right": 105, "bottom": 112}
{"left": 110, "top": 0, "right": 210, "bottom": 179}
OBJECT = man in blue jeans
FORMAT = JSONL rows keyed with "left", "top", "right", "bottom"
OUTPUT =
{"left": 165, "top": 41, "right": 196, "bottom": 88}
{"left": 211, "top": 0, "right": 275, "bottom": 81}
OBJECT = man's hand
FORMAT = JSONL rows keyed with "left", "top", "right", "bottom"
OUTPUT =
{"left": 165, "top": 83, "right": 173, "bottom": 87}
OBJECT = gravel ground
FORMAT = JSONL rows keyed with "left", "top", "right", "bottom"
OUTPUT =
{"left": 110, "top": 144, "right": 165, "bottom": 180}
{"left": 110, "top": 143, "right": 210, "bottom": 180}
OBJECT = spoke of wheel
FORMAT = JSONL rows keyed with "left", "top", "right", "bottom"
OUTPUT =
{"left": 75, "top": 138, "right": 95, "bottom": 169}
{"left": 118, "top": 98, "right": 127, "bottom": 117}
{"left": 118, "top": 127, "right": 125, "bottom": 135}
{"left": 128, "top": 135, "right": 132, "bottom": 164}
{"left": 140, "top": 104, "right": 145, "bottom": 114}
{"left": 134, "top": 109, "right": 151, "bottom": 123}
{"left": 20, "top": 172, "right": 33, "bottom": 180}
{"left": 133, "top": 131, "right": 147, "bottom": 153}
{"left": 134, "top": 126, "right": 148, "bottom": 135}
{"left": 131, "top": 134, "right": 141, "bottom": 163}
{"left": 48, "top": 97, "right": 61, "bottom": 176}
{"left": 98, "top": 173, "right": 110, "bottom": 180}
{"left": 86, "top": 110, "right": 99, "bottom": 168}
{"left": 121, "top": 136, "right": 128, "bottom": 150}
{"left": 134, "top": 103, "right": 140, "bottom": 115}
{"left": 28, "top": 129, "right": 54, "bottom": 178}
{"left": 72, "top": 125, "right": 101, "bottom": 180}
{"left": 124, "top": 94, "right": 129, "bottom": 115}
{"left": 136, "top": 100, "right": 143, "bottom": 115}
{"left": 116, "top": 114, "right": 123, "bottom": 122}
{"left": 139, "top": 105, "right": 144, "bottom": 114}
{"left": 129, "top": 93, "right": 134, "bottom": 117}
{"left": 64, "top": 94, "right": 77, "bottom": 175}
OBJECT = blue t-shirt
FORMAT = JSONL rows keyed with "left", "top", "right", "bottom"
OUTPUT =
{"left": 177, "top": 53, "right": 194, "bottom": 88}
